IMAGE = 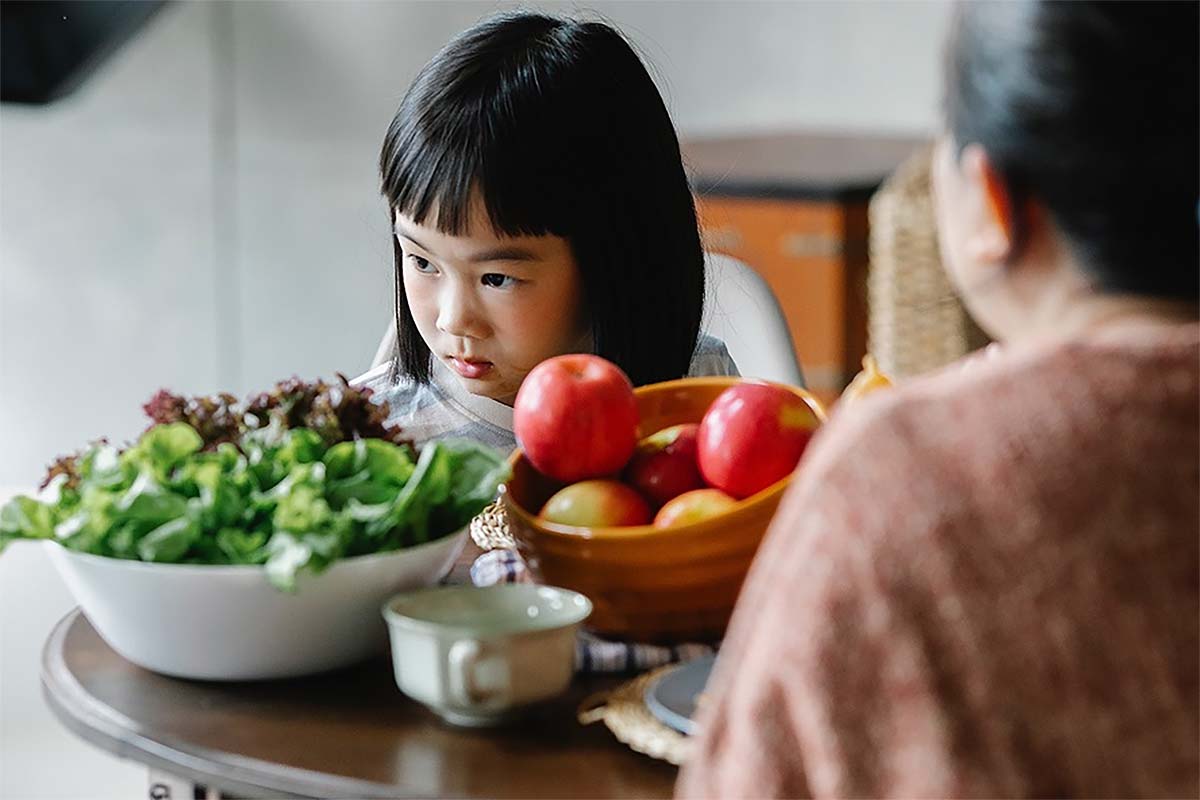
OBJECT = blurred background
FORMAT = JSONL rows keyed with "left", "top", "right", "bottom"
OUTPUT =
{"left": 0, "top": 1, "right": 949, "bottom": 797}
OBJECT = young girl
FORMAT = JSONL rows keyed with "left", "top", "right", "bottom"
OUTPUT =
{"left": 354, "top": 12, "right": 739, "bottom": 450}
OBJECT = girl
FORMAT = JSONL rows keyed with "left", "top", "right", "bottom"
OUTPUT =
{"left": 680, "top": 1, "right": 1198, "bottom": 796}
{"left": 355, "top": 12, "right": 739, "bottom": 451}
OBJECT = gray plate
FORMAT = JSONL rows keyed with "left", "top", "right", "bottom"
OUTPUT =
{"left": 643, "top": 655, "right": 715, "bottom": 736}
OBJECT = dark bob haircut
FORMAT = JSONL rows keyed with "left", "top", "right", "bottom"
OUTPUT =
{"left": 944, "top": 0, "right": 1199, "bottom": 301}
{"left": 380, "top": 12, "right": 705, "bottom": 387}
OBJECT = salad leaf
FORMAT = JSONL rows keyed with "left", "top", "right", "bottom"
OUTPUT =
{"left": 0, "top": 383, "right": 509, "bottom": 591}
{"left": 0, "top": 496, "right": 56, "bottom": 550}
{"left": 127, "top": 423, "right": 204, "bottom": 479}
{"left": 216, "top": 527, "right": 268, "bottom": 564}
{"left": 138, "top": 517, "right": 199, "bottom": 563}
{"left": 439, "top": 439, "right": 513, "bottom": 532}
{"left": 143, "top": 389, "right": 242, "bottom": 450}
{"left": 141, "top": 375, "right": 411, "bottom": 453}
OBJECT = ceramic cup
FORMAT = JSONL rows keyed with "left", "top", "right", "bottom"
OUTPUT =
{"left": 381, "top": 584, "right": 592, "bottom": 727}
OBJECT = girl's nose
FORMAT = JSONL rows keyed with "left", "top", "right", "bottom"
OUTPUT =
{"left": 435, "top": 280, "right": 487, "bottom": 339}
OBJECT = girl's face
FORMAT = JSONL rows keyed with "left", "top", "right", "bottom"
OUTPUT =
{"left": 395, "top": 198, "right": 589, "bottom": 405}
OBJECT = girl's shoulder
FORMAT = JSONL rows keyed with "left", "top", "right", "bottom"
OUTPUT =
{"left": 689, "top": 334, "right": 740, "bottom": 378}
{"left": 350, "top": 362, "right": 395, "bottom": 395}
{"left": 350, "top": 363, "right": 517, "bottom": 452}
{"left": 351, "top": 363, "right": 442, "bottom": 419}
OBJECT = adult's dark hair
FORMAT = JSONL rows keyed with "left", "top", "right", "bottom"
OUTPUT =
{"left": 380, "top": 12, "right": 705, "bottom": 386}
{"left": 944, "top": 0, "right": 1199, "bottom": 301}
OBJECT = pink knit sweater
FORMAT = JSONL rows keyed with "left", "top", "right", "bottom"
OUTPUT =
{"left": 677, "top": 322, "right": 1199, "bottom": 798}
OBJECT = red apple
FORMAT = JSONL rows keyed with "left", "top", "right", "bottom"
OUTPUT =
{"left": 514, "top": 355, "right": 639, "bottom": 483}
{"left": 625, "top": 423, "right": 704, "bottom": 508}
{"left": 539, "top": 480, "right": 652, "bottom": 527}
{"left": 653, "top": 488, "right": 738, "bottom": 528}
{"left": 697, "top": 383, "right": 822, "bottom": 500}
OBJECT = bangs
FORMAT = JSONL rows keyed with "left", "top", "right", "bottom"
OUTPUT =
{"left": 381, "top": 121, "right": 562, "bottom": 240}
{"left": 379, "top": 18, "right": 575, "bottom": 240}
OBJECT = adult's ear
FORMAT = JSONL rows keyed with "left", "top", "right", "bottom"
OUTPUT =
{"left": 960, "top": 143, "right": 1016, "bottom": 264}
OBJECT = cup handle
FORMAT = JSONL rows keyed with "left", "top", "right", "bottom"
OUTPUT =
{"left": 449, "top": 639, "right": 487, "bottom": 706}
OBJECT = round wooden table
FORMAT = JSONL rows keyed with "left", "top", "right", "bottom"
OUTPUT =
{"left": 41, "top": 609, "right": 678, "bottom": 799}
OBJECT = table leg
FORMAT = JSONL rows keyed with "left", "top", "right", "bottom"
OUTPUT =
{"left": 147, "top": 768, "right": 221, "bottom": 800}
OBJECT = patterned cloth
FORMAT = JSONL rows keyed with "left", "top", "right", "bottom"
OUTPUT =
{"left": 677, "top": 322, "right": 1200, "bottom": 798}
{"left": 471, "top": 548, "right": 717, "bottom": 674}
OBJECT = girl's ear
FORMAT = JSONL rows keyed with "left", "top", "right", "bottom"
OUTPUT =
{"left": 960, "top": 143, "right": 1016, "bottom": 265}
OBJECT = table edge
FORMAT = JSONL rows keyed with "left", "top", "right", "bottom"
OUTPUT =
{"left": 40, "top": 608, "right": 429, "bottom": 800}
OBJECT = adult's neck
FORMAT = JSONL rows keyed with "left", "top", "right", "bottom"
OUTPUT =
{"left": 1017, "top": 289, "right": 1198, "bottom": 346}
{"left": 999, "top": 242, "right": 1197, "bottom": 346}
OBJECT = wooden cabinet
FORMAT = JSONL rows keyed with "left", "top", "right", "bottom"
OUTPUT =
{"left": 682, "top": 132, "right": 925, "bottom": 406}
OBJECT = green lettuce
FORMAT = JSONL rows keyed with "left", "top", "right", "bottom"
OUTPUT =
{"left": 0, "top": 422, "right": 508, "bottom": 591}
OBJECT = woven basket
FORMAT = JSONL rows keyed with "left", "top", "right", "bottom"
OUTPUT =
{"left": 578, "top": 663, "right": 692, "bottom": 765}
{"left": 867, "top": 146, "right": 990, "bottom": 378}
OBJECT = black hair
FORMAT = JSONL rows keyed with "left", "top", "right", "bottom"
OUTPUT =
{"left": 380, "top": 12, "right": 705, "bottom": 386}
{"left": 944, "top": 0, "right": 1199, "bottom": 301}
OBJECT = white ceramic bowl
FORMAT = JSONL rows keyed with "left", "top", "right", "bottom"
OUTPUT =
{"left": 45, "top": 531, "right": 466, "bottom": 680}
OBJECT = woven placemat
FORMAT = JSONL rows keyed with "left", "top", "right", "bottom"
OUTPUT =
{"left": 577, "top": 663, "right": 691, "bottom": 766}
{"left": 470, "top": 500, "right": 515, "bottom": 550}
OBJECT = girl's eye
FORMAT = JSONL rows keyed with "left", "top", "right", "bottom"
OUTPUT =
{"left": 481, "top": 273, "right": 518, "bottom": 289}
{"left": 407, "top": 254, "right": 436, "bottom": 273}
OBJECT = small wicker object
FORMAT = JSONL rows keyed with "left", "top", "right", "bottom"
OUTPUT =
{"left": 470, "top": 501, "right": 515, "bottom": 550}
{"left": 578, "top": 663, "right": 692, "bottom": 766}
{"left": 868, "top": 146, "right": 990, "bottom": 379}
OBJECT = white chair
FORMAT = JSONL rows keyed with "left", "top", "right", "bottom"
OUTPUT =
{"left": 700, "top": 252, "right": 803, "bottom": 386}
{"left": 372, "top": 252, "right": 803, "bottom": 386}
{"left": 371, "top": 316, "right": 399, "bottom": 371}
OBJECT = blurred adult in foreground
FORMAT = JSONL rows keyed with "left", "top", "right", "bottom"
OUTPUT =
{"left": 677, "top": 1, "right": 1198, "bottom": 796}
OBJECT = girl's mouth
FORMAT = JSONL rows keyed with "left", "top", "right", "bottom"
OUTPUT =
{"left": 448, "top": 357, "right": 494, "bottom": 379}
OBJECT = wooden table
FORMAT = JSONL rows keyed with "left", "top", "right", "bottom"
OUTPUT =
{"left": 41, "top": 609, "right": 678, "bottom": 799}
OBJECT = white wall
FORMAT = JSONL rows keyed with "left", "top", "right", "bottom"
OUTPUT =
{"left": 0, "top": 2, "right": 949, "bottom": 797}
{"left": 1, "top": 0, "right": 951, "bottom": 488}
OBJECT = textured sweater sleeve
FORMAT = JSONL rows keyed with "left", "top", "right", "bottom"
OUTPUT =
{"left": 678, "top": 325, "right": 1200, "bottom": 799}
{"left": 676, "top": 397, "right": 963, "bottom": 798}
